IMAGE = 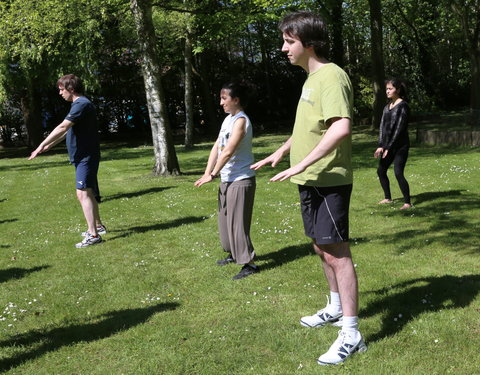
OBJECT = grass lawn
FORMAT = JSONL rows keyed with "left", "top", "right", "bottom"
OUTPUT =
{"left": 1, "top": 128, "right": 479, "bottom": 374}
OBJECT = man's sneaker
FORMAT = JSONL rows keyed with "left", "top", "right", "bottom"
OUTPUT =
{"left": 76, "top": 233, "right": 102, "bottom": 248}
{"left": 317, "top": 330, "right": 367, "bottom": 365}
{"left": 216, "top": 254, "right": 235, "bottom": 266}
{"left": 300, "top": 306, "right": 343, "bottom": 328}
{"left": 81, "top": 225, "right": 107, "bottom": 237}
{"left": 232, "top": 264, "right": 259, "bottom": 280}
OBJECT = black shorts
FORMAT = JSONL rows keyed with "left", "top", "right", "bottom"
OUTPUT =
{"left": 74, "top": 159, "right": 101, "bottom": 202}
{"left": 298, "top": 184, "right": 352, "bottom": 245}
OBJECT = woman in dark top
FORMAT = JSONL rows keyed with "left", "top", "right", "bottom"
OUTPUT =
{"left": 374, "top": 78, "right": 412, "bottom": 210}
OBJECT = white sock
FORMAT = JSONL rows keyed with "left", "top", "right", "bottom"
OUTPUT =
{"left": 328, "top": 291, "right": 342, "bottom": 314}
{"left": 342, "top": 316, "right": 359, "bottom": 339}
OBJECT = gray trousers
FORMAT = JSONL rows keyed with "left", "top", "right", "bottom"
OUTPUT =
{"left": 217, "top": 177, "right": 256, "bottom": 265}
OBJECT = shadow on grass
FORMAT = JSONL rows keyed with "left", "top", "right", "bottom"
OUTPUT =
{"left": 108, "top": 216, "right": 206, "bottom": 240}
{"left": 0, "top": 160, "right": 71, "bottom": 173}
{"left": 256, "top": 243, "right": 314, "bottom": 271}
{"left": 101, "top": 186, "right": 173, "bottom": 202}
{"left": 99, "top": 145, "right": 155, "bottom": 161}
{"left": 0, "top": 302, "right": 179, "bottom": 372}
{"left": 376, "top": 189, "right": 480, "bottom": 254}
{"left": 361, "top": 274, "right": 480, "bottom": 343}
{"left": 0, "top": 146, "right": 68, "bottom": 160}
{"left": 0, "top": 266, "right": 50, "bottom": 284}
{"left": 0, "top": 218, "right": 18, "bottom": 225}
{"left": 412, "top": 189, "right": 464, "bottom": 205}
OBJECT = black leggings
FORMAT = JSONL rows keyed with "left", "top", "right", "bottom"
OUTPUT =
{"left": 377, "top": 145, "right": 411, "bottom": 204}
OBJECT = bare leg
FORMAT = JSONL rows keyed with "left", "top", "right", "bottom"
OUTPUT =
{"left": 76, "top": 188, "right": 101, "bottom": 236}
{"left": 314, "top": 242, "right": 358, "bottom": 316}
{"left": 313, "top": 242, "right": 338, "bottom": 293}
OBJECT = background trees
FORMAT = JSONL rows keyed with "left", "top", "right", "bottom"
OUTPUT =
{"left": 0, "top": 0, "right": 476, "bottom": 169}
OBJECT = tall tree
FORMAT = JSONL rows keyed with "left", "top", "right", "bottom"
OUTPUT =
{"left": 316, "top": 0, "right": 345, "bottom": 66}
{"left": 451, "top": 0, "right": 480, "bottom": 126}
{"left": 184, "top": 29, "right": 195, "bottom": 148}
{"left": 0, "top": 0, "right": 69, "bottom": 147}
{"left": 0, "top": 0, "right": 135, "bottom": 146}
{"left": 181, "top": 0, "right": 195, "bottom": 148}
{"left": 368, "top": 0, "right": 386, "bottom": 129}
{"left": 130, "top": 0, "right": 180, "bottom": 175}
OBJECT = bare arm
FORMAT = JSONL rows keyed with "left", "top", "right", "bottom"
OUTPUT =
{"left": 28, "top": 120, "right": 73, "bottom": 160}
{"left": 194, "top": 139, "right": 220, "bottom": 187}
{"left": 250, "top": 137, "right": 292, "bottom": 170}
{"left": 194, "top": 117, "right": 247, "bottom": 187}
{"left": 270, "top": 117, "right": 351, "bottom": 182}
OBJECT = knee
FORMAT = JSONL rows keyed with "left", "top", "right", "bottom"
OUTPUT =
{"left": 315, "top": 243, "right": 352, "bottom": 266}
{"left": 76, "top": 188, "right": 89, "bottom": 202}
{"left": 394, "top": 168, "right": 405, "bottom": 179}
{"left": 313, "top": 243, "right": 324, "bottom": 257}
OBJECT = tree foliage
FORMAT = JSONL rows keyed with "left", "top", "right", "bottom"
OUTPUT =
{"left": 0, "top": 0, "right": 477, "bottom": 150}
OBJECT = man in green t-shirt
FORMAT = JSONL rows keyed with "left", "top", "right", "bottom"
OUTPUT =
{"left": 251, "top": 11, "right": 366, "bottom": 365}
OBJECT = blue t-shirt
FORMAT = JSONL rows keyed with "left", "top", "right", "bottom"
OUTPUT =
{"left": 65, "top": 96, "right": 100, "bottom": 163}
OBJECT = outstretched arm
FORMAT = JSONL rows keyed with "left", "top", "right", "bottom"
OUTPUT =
{"left": 250, "top": 137, "right": 292, "bottom": 170}
{"left": 28, "top": 120, "right": 73, "bottom": 160}
{"left": 270, "top": 117, "right": 351, "bottom": 182}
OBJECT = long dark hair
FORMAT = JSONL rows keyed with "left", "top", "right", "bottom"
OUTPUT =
{"left": 386, "top": 78, "right": 408, "bottom": 101}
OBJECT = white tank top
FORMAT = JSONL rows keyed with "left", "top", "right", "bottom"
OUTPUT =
{"left": 218, "top": 111, "right": 255, "bottom": 182}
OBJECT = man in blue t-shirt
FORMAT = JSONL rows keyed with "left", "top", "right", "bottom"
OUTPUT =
{"left": 29, "top": 74, "right": 106, "bottom": 248}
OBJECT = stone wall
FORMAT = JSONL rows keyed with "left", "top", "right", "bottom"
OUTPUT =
{"left": 416, "top": 129, "right": 480, "bottom": 147}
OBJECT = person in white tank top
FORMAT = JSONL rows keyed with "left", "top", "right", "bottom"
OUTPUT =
{"left": 194, "top": 82, "right": 259, "bottom": 280}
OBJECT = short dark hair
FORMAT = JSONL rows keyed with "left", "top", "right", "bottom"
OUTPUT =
{"left": 386, "top": 78, "right": 408, "bottom": 101}
{"left": 57, "top": 74, "right": 84, "bottom": 94}
{"left": 279, "top": 11, "right": 330, "bottom": 58}
{"left": 221, "top": 82, "right": 251, "bottom": 108}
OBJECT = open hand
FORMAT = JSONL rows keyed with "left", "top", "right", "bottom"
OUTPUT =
{"left": 194, "top": 174, "right": 214, "bottom": 187}
{"left": 270, "top": 164, "right": 305, "bottom": 182}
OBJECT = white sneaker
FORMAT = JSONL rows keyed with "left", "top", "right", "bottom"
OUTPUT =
{"left": 75, "top": 233, "right": 102, "bottom": 248}
{"left": 317, "top": 330, "right": 367, "bottom": 365}
{"left": 300, "top": 304, "right": 343, "bottom": 328}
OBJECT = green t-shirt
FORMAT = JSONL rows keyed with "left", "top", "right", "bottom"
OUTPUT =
{"left": 290, "top": 63, "right": 353, "bottom": 187}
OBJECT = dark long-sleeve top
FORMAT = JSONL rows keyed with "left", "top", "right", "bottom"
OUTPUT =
{"left": 378, "top": 101, "right": 410, "bottom": 150}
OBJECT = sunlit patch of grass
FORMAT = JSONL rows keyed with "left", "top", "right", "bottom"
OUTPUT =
{"left": 0, "top": 131, "right": 479, "bottom": 374}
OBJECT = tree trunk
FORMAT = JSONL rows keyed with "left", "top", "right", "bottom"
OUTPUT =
{"left": 130, "top": 0, "right": 180, "bottom": 175}
{"left": 329, "top": 0, "right": 344, "bottom": 67}
{"left": 184, "top": 31, "right": 195, "bottom": 148}
{"left": 368, "top": 0, "right": 386, "bottom": 129}
{"left": 22, "top": 76, "right": 43, "bottom": 149}
{"left": 256, "top": 21, "right": 274, "bottom": 118}
{"left": 316, "top": 0, "right": 344, "bottom": 66}
{"left": 197, "top": 52, "right": 218, "bottom": 136}
{"left": 469, "top": 49, "right": 480, "bottom": 127}
{"left": 451, "top": 0, "right": 480, "bottom": 127}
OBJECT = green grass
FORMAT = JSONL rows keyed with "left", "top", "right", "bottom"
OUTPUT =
{"left": 1, "top": 129, "right": 479, "bottom": 374}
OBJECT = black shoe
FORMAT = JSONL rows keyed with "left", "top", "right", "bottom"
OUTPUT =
{"left": 217, "top": 255, "right": 234, "bottom": 266}
{"left": 232, "top": 264, "right": 259, "bottom": 280}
